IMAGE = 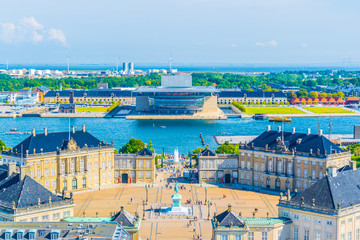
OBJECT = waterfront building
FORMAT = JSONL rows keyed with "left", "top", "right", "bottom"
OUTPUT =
{"left": 0, "top": 163, "right": 74, "bottom": 222}
{"left": 1, "top": 126, "right": 115, "bottom": 193}
{"left": 199, "top": 126, "right": 352, "bottom": 192}
{"left": 133, "top": 74, "right": 224, "bottom": 118}
{"left": 44, "top": 89, "right": 136, "bottom": 105}
{"left": 212, "top": 204, "right": 291, "bottom": 240}
{"left": 290, "top": 96, "right": 345, "bottom": 105}
{"left": 62, "top": 206, "right": 141, "bottom": 240}
{"left": 217, "top": 90, "right": 287, "bottom": 105}
{"left": 58, "top": 103, "right": 76, "bottom": 113}
{"left": 0, "top": 221, "right": 130, "bottom": 239}
{"left": 114, "top": 147, "right": 156, "bottom": 184}
{"left": 278, "top": 165, "right": 360, "bottom": 240}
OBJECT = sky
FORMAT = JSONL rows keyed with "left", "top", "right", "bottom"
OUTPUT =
{"left": 0, "top": 0, "right": 359, "bottom": 65}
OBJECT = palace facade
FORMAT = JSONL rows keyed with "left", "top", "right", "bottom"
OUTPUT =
{"left": 199, "top": 126, "right": 352, "bottom": 192}
{"left": 1, "top": 126, "right": 115, "bottom": 193}
{"left": 114, "top": 147, "right": 156, "bottom": 184}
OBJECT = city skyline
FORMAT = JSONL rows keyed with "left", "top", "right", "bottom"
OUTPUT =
{"left": 0, "top": 0, "right": 360, "bottom": 64}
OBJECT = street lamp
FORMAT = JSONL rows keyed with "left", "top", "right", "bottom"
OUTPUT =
{"left": 146, "top": 185, "right": 149, "bottom": 205}
{"left": 142, "top": 200, "right": 146, "bottom": 220}
{"left": 207, "top": 200, "right": 210, "bottom": 220}
{"left": 205, "top": 187, "right": 207, "bottom": 205}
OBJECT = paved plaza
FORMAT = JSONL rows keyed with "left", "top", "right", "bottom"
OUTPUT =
{"left": 73, "top": 180, "right": 279, "bottom": 240}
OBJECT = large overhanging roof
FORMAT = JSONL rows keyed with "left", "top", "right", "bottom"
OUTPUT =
{"left": 134, "top": 86, "right": 219, "bottom": 93}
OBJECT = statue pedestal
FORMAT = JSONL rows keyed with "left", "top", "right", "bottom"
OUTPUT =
{"left": 160, "top": 190, "right": 192, "bottom": 216}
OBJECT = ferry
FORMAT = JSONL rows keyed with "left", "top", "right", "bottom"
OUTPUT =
{"left": 10, "top": 128, "right": 18, "bottom": 131}
{"left": 269, "top": 117, "right": 292, "bottom": 122}
{"left": 6, "top": 131, "right": 31, "bottom": 135}
{"left": 253, "top": 113, "right": 268, "bottom": 120}
{"left": 160, "top": 126, "right": 166, "bottom": 129}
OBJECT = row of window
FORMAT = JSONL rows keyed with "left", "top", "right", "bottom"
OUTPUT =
{"left": 114, "top": 159, "right": 152, "bottom": 169}
{"left": 115, "top": 171, "right": 152, "bottom": 179}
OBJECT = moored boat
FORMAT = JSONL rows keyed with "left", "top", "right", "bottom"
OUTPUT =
{"left": 269, "top": 117, "right": 291, "bottom": 122}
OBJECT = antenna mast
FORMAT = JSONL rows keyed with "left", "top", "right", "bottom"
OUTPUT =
{"left": 116, "top": 57, "right": 119, "bottom": 73}
{"left": 6, "top": 59, "right": 8, "bottom": 71}
{"left": 168, "top": 56, "right": 173, "bottom": 70}
{"left": 66, "top": 56, "right": 70, "bottom": 74}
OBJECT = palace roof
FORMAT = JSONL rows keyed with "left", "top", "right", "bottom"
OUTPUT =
{"left": 201, "top": 148, "right": 216, "bottom": 156}
{"left": 214, "top": 208, "right": 245, "bottom": 228}
{"left": 290, "top": 169, "right": 360, "bottom": 210}
{"left": 9, "top": 130, "right": 106, "bottom": 155}
{"left": 0, "top": 175, "right": 64, "bottom": 209}
{"left": 137, "top": 147, "right": 153, "bottom": 156}
{"left": 218, "top": 90, "right": 286, "bottom": 98}
{"left": 247, "top": 130, "right": 344, "bottom": 156}
{"left": 112, "top": 207, "right": 138, "bottom": 227}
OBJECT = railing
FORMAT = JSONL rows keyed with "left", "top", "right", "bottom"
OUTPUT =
{"left": 278, "top": 200, "right": 338, "bottom": 215}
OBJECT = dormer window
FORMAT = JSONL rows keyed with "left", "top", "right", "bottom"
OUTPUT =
{"left": 28, "top": 232, "right": 35, "bottom": 240}
{"left": 296, "top": 138, "right": 302, "bottom": 144}
{"left": 5, "top": 232, "right": 11, "bottom": 240}
{"left": 17, "top": 232, "right": 23, "bottom": 240}
{"left": 51, "top": 232, "right": 59, "bottom": 240}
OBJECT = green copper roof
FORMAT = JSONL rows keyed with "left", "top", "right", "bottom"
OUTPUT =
{"left": 241, "top": 217, "right": 290, "bottom": 226}
{"left": 62, "top": 217, "right": 112, "bottom": 223}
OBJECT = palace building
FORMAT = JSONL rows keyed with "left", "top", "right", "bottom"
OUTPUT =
{"left": 1, "top": 126, "right": 115, "bottom": 193}
{"left": 0, "top": 163, "right": 74, "bottom": 222}
{"left": 199, "top": 126, "right": 352, "bottom": 192}
{"left": 217, "top": 90, "right": 288, "bottom": 105}
{"left": 114, "top": 147, "right": 156, "bottom": 184}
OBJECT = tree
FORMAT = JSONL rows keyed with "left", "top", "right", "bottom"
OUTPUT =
{"left": 320, "top": 92, "right": 327, "bottom": 97}
{"left": 287, "top": 90, "right": 297, "bottom": 99}
{"left": 298, "top": 88, "right": 308, "bottom": 97}
{"left": 309, "top": 91, "right": 319, "bottom": 98}
{"left": 148, "top": 141, "right": 154, "bottom": 152}
{"left": 0, "top": 139, "right": 8, "bottom": 152}
{"left": 336, "top": 91, "right": 345, "bottom": 99}
{"left": 215, "top": 141, "right": 239, "bottom": 155}
{"left": 119, "top": 138, "right": 145, "bottom": 154}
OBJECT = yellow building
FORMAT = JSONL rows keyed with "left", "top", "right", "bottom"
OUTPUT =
{"left": 114, "top": 147, "right": 156, "bottom": 184}
{"left": 212, "top": 204, "right": 291, "bottom": 240}
{"left": 278, "top": 164, "right": 360, "bottom": 240}
{"left": 199, "top": 126, "right": 351, "bottom": 192}
{"left": 0, "top": 164, "right": 74, "bottom": 222}
{"left": 1, "top": 125, "right": 115, "bottom": 193}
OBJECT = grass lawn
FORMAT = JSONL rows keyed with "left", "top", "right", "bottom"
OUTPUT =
{"left": 244, "top": 107, "right": 305, "bottom": 114}
{"left": 76, "top": 106, "right": 108, "bottom": 113}
{"left": 303, "top": 107, "right": 353, "bottom": 114}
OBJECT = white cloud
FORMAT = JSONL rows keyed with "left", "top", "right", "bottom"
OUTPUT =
{"left": 48, "top": 28, "right": 67, "bottom": 46}
{"left": 33, "top": 31, "right": 43, "bottom": 43}
{"left": 0, "top": 23, "right": 16, "bottom": 43}
{"left": 21, "top": 17, "right": 43, "bottom": 30}
{"left": 0, "top": 17, "right": 67, "bottom": 46}
{"left": 231, "top": 43, "right": 237, "bottom": 48}
{"left": 255, "top": 40, "right": 278, "bottom": 47}
{"left": 301, "top": 43, "right": 308, "bottom": 48}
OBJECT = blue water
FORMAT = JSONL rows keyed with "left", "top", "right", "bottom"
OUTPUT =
{"left": 1, "top": 117, "right": 359, "bottom": 154}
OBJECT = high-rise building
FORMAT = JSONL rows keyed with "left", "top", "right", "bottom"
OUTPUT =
{"left": 128, "top": 62, "right": 134, "bottom": 73}
{"left": 123, "top": 62, "right": 129, "bottom": 74}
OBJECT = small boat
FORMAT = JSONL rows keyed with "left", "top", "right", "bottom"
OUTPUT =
{"left": 269, "top": 117, "right": 292, "bottom": 122}
{"left": 220, "top": 132, "right": 228, "bottom": 135}
{"left": 160, "top": 126, "right": 166, "bottom": 128}
{"left": 254, "top": 113, "right": 268, "bottom": 120}
{"left": 10, "top": 128, "right": 17, "bottom": 131}
{"left": 6, "top": 131, "right": 31, "bottom": 135}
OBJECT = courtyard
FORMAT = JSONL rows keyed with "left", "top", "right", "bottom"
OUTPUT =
{"left": 73, "top": 181, "right": 279, "bottom": 240}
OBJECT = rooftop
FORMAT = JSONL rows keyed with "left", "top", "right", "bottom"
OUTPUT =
{"left": 134, "top": 86, "right": 219, "bottom": 93}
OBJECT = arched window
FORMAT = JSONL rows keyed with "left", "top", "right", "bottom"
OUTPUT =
{"left": 266, "top": 177, "right": 270, "bottom": 188}
{"left": 63, "top": 180, "right": 67, "bottom": 191}
{"left": 82, "top": 177, "right": 86, "bottom": 188}
{"left": 275, "top": 178, "right": 281, "bottom": 189}
{"left": 72, "top": 178, "right": 77, "bottom": 190}
{"left": 285, "top": 180, "right": 290, "bottom": 189}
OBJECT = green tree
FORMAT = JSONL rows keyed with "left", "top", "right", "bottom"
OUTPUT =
{"left": 0, "top": 139, "right": 8, "bottom": 152}
{"left": 298, "top": 88, "right": 308, "bottom": 97}
{"left": 287, "top": 90, "right": 297, "bottom": 99}
{"left": 336, "top": 91, "right": 345, "bottom": 99}
{"left": 309, "top": 91, "right": 319, "bottom": 98}
{"left": 148, "top": 141, "right": 154, "bottom": 152}
{"left": 119, "top": 138, "right": 145, "bottom": 154}
{"left": 215, "top": 141, "right": 239, "bottom": 155}
{"left": 320, "top": 92, "right": 327, "bottom": 97}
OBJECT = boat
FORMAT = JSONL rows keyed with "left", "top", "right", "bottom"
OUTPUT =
{"left": 269, "top": 117, "right": 292, "bottom": 122}
{"left": 160, "top": 126, "right": 166, "bottom": 128}
{"left": 220, "top": 132, "right": 228, "bottom": 135}
{"left": 10, "top": 128, "right": 17, "bottom": 131}
{"left": 254, "top": 113, "right": 268, "bottom": 120}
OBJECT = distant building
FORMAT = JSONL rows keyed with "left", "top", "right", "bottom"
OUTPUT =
{"left": 1, "top": 126, "right": 115, "bottom": 193}
{"left": 0, "top": 163, "right": 74, "bottom": 222}
{"left": 123, "top": 62, "right": 129, "bottom": 74}
{"left": 290, "top": 96, "right": 345, "bottom": 105}
{"left": 98, "top": 82, "right": 109, "bottom": 89}
{"left": 114, "top": 146, "right": 156, "bottom": 184}
{"left": 217, "top": 90, "right": 287, "bottom": 105}
{"left": 0, "top": 221, "right": 130, "bottom": 239}
{"left": 59, "top": 103, "right": 76, "bottom": 113}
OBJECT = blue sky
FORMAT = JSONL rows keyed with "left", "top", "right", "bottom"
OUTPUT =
{"left": 0, "top": 0, "right": 359, "bottom": 65}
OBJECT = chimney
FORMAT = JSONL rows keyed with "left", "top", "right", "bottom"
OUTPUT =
{"left": 292, "top": 127, "right": 296, "bottom": 134}
{"left": 121, "top": 206, "right": 124, "bottom": 212}
{"left": 227, "top": 204, "right": 232, "bottom": 212}
{"left": 350, "top": 161, "right": 357, "bottom": 171}
{"left": 44, "top": 128, "right": 47, "bottom": 136}
{"left": 82, "top": 125, "right": 86, "bottom": 132}
{"left": 20, "top": 165, "right": 30, "bottom": 180}
{"left": 327, "top": 166, "right": 337, "bottom": 178}
{"left": 307, "top": 128, "right": 311, "bottom": 135}
{"left": 318, "top": 129, "right": 323, "bottom": 136}
{"left": 278, "top": 126, "right": 281, "bottom": 133}
{"left": 71, "top": 126, "right": 75, "bottom": 133}
{"left": 32, "top": 129, "right": 36, "bottom": 137}
{"left": 267, "top": 125, "right": 271, "bottom": 132}
{"left": 8, "top": 162, "right": 17, "bottom": 177}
